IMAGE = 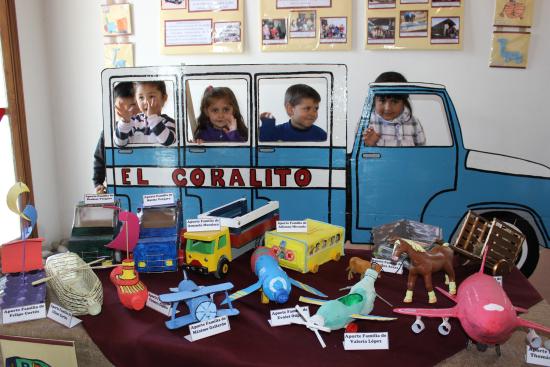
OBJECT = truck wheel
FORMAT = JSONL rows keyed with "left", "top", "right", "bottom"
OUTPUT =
{"left": 481, "top": 211, "right": 540, "bottom": 278}
{"left": 215, "top": 258, "right": 230, "bottom": 279}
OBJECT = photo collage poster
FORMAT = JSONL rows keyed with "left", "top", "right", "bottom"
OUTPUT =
{"left": 102, "top": 2, "right": 134, "bottom": 68}
{"left": 160, "top": 0, "right": 244, "bottom": 54}
{"left": 260, "top": 0, "right": 352, "bottom": 52}
{"left": 365, "top": 0, "right": 464, "bottom": 50}
{"left": 490, "top": 0, "right": 533, "bottom": 69}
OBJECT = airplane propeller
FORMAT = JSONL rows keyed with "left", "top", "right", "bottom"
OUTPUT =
{"left": 291, "top": 305, "right": 331, "bottom": 348}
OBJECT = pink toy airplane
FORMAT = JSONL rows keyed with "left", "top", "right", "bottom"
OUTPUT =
{"left": 394, "top": 242, "right": 550, "bottom": 354}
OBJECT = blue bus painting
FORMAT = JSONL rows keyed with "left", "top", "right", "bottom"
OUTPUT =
{"left": 102, "top": 65, "right": 549, "bottom": 277}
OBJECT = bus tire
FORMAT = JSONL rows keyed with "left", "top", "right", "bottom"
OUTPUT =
{"left": 215, "top": 258, "right": 230, "bottom": 279}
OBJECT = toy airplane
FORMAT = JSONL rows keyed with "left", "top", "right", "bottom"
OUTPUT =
{"left": 223, "top": 247, "right": 327, "bottom": 305}
{"left": 394, "top": 244, "right": 550, "bottom": 354}
{"left": 159, "top": 271, "right": 239, "bottom": 330}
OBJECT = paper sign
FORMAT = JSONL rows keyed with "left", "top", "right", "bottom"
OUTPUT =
{"left": 184, "top": 316, "right": 231, "bottom": 342}
{"left": 268, "top": 306, "right": 310, "bottom": 326}
{"left": 526, "top": 346, "right": 550, "bottom": 366}
{"left": 371, "top": 258, "right": 404, "bottom": 275}
{"left": 276, "top": 220, "right": 308, "bottom": 233}
{"left": 47, "top": 303, "right": 81, "bottom": 328}
{"left": 2, "top": 303, "right": 46, "bottom": 324}
{"left": 186, "top": 218, "right": 221, "bottom": 232}
{"left": 142, "top": 193, "right": 175, "bottom": 207}
{"left": 343, "top": 332, "right": 389, "bottom": 350}
{"left": 494, "top": 276, "right": 503, "bottom": 286}
{"left": 146, "top": 292, "right": 174, "bottom": 316}
{"left": 84, "top": 193, "right": 115, "bottom": 205}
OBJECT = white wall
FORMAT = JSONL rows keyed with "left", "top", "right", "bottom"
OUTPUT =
{"left": 15, "top": 0, "right": 550, "bottom": 242}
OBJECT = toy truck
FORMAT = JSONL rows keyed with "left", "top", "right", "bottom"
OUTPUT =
{"left": 183, "top": 199, "right": 279, "bottom": 278}
{"left": 264, "top": 219, "right": 345, "bottom": 273}
{"left": 133, "top": 203, "right": 182, "bottom": 273}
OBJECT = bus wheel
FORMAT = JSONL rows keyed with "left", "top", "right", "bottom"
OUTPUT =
{"left": 333, "top": 252, "right": 341, "bottom": 261}
{"left": 215, "top": 258, "right": 230, "bottom": 279}
{"left": 311, "top": 264, "right": 319, "bottom": 273}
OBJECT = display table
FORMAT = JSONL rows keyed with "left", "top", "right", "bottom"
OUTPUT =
{"left": 76, "top": 250, "right": 543, "bottom": 367}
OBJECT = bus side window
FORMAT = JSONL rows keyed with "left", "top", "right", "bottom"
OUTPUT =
{"left": 322, "top": 240, "right": 327, "bottom": 249}
{"left": 315, "top": 242, "right": 320, "bottom": 253}
{"left": 336, "top": 233, "right": 341, "bottom": 242}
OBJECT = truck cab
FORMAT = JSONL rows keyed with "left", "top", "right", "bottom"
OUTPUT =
{"left": 184, "top": 228, "right": 232, "bottom": 278}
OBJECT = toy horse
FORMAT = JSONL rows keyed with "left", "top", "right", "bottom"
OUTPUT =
{"left": 392, "top": 238, "right": 455, "bottom": 304}
{"left": 346, "top": 257, "right": 376, "bottom": 280}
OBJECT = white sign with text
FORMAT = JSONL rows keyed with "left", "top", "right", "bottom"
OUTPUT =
{"left": 184, "top": 316, "right": 231, "bottom": 342}
{"left": 186, "top": 218, "right": 221, "bottom": 232}
{"left": 268, "top": 306, "right": 310, "bottom": 327}
{"left": 2, "top": 303, "right": 46, "bottom": 324}
{"left": 146, "top": 292, "right": 174, "bottom": 316}
{"left": 343, "top": 332, "right": 389, "bottom": 350}
{"left": 47, "top": 303, "right": 82, "bottom": 328}
{"left": 371, "top": 258, "right": 404, "bottom": 275}
{"left": 142, "top": 193, "right": 175, "bottom": 207}
{"left": 526, "top": 346, "right": 550, "bottom": 366}
{"left": 276, "top": 220, "right": 308, "bottom": 233}
{"left": 84, "top": 194, "right": 115, "bottom": 205}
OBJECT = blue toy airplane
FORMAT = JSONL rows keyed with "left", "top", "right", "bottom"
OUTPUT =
{"left": 159, "top": 271, "right": 239, "bottom": 330}
{"left": 223, "top": 247, "right": 327, "bottom": 305}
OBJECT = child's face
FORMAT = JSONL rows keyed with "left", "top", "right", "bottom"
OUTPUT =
{"left": 375, "top": 96, "right": 405, "bottom": 121}
{"left": 115, "top": 96, "right": 139, "bottom": 117}
{"left": 136, "top": 83, "right": 167, "bottom": 114}
{"left": 286, "top": 97, "right": 319, "bottom": 130}
{"left": 205, "top": 98, "right": 234, "bottom": 130}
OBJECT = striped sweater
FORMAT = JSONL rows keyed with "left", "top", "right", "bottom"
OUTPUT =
{"left": 115, "top": 113, "right": 176, "bottom": 147}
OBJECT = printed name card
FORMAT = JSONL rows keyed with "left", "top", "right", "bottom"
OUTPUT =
{"left": 371, "top": 258, "right": 404, "bottom": 275}
{"left": 84, "top": 194, "right": 115, "bottom": 205}
{"left": 2, "top": 303, "right": 46, "bottom": 324}
{"left": 186, "top": 218, "right": 221, "bottom": 232}
{"left": 494, "top": 276, "right": 503, "bottom": 286}
{"left": 526, "top": 346, "right": 550, "bottom": 366}
{"left": 142, "top": 193, "right": 175, "bottom": 207}
{"left": 47, "top": 303, "right": 81, "bottom": 328}
{"left": 184, "top": 316, "right": 230, "bottom": 342}
{"left": 343, "top": 332, "right": 389, "bottom": 350}
{"left": 276, "top": 220, "right": 308, "bottom": 233}
{"left": 268, "top": 306, "right": 310, "bottom": 327}
{"left": 146, "top": 292, "right": 173, "bottom": 316}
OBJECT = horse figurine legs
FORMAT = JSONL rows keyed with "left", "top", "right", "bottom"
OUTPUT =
{"left": 423, "top": 273, "right": 437, "bottom": 304}
{"left": 404, "top": 272, "right": 418, "bottom": 303}
{"left": 445, "top": 272, "right": 457, "bottom": 295}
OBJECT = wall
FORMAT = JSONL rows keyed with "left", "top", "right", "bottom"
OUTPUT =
{"left": 14, "top": 0, "right": 550, "bottom": 242}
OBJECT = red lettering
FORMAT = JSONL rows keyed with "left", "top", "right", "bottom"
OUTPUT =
{"left": 137, "top": 168, "right": 149, "bottom": 185}
{"left": 229, "top": 169, "right": 245, "bottom": 187}
{"left": 121, "top": 168, "right": 130, "bottom": 185}
{"left": 172, "top": 169, "right": 187, "bottom": 187}
{"left": 211, "top": 169, "right": 225, "bottom": 187}
{"left": 294, "top": 168, "right": 312, "bottom": 187}
{"left": 190, "top": 169, "right": 205, "bottom": 187}
{"left": 265, "top": 169, "right": 272, "bottom": 187}
{"left": 249, "top": 169, "right": 262, "bottom": 187}
{"left": 274, "top": 168, "right": 291, "bottom": 187}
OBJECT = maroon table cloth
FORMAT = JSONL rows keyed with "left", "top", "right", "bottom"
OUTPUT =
{"left": 82, "top": 250, "right": 542, "bottom": 367}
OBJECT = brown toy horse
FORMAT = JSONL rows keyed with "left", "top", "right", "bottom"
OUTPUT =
{"left": 392, "top": 238, "right": 455, "bottom": 304}
{"left": 346, "top": 257, "right": 377, "bottom": 280}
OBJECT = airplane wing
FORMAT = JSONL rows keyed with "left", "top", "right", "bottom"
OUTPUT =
{"left": 160, "top": 285, "right": 229, "bottom": 303}
{"left": 350, "top": 314, "right": 397, "bottom": 321}
{"left": 221, "top": 280, "right": 262, "bottom": 305}
{"left": 289, "top": 278, "right": 327, "bottom": 298}
{"left": 517, "top": 317, "right": 550, "bottom": 334}
{"left": 299, "top": 296, "right": 328, "bottom": 306}
{"left": 393, "top": 307, "right": 458, "bottom": 318}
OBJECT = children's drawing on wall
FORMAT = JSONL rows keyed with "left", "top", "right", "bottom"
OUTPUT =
{"left": 185, "top": 79, "right": 249, "bottom": 144}
{"left": 262, "top": 19, "right": 288, "bottom": 44}
{"left": 289, "top": 11, "right": 316, "bottom": 38}
{"left": 214, "top": 22, "right": 241, "bottom": 43}
{"left": 101, "top": 4, "right": 132, "bottom": 36}
{"left": 319, "top": 17, "right": 347, "bottom": 44}
{"left": 490, "top": 32, "right": 530, "bottom": 69}
{"left": 399, "top": 10, "right": 428, "bottom": 37}
{"left": 161, "top": 0, "right": 186, "bottom": 10}
{"left": 431, "top": 0, "right": 461, "bottom": 7}
{"left": 367, "top": 17, "right": 396, "bottom": 44}
{"left": 430, "top": 17, "right": 460, "bottom": 44}
{"left": 104, "top": 44, "right": 134, "bottom": 68}
{"left": 494, "top": 0, "right": 533, "bottom": 27}
{"left": 368, "top": 0, "right": 396, "bottom": 9}
{"left": 112, "top": 80, "right": 177, "bottom": 147}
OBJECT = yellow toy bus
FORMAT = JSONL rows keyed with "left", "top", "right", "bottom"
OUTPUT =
{"left": 264, "top": 219, "right": 345, "bottom": 273}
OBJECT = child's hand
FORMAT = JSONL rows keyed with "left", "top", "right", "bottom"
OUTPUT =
{"left": 224, "top": 116, "right": 237, "bottom": 132}
{"left": 260, "top": 112, "right": 274, "bottom": 119}
{"left": 146, "top": 97, "right": 162, "bottom": 117}
{"left": 363, "top": 127, "right": 381, "bottom": 146}
{"left": 115, "top": 102, "right": 133, "bottom": 123}
{"left": 195, "top": 138, "right": 204, "bottom": 145}
{"left": 95, "top": 184, "right": 106, "bottom": 194}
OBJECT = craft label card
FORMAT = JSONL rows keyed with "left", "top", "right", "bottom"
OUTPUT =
{"left": 494, "top": 0, "right": 533, "bottom": 27}
{"left": 371, "top": 258, "right": 404, "bottom": 274}
{"left": 343, "top": 332, "right": 389, "bottom": 350}
{"left": 47, "top": 303, "right": 82, "bottom": 328}
{"left": 146, "top": 292, "right": 174, "bottom": 316}
{"left": 277, "top": 220, "right": 308, "bottom": 232}
{"left": 84, "top": 193, "right": 115, "bottom": 205}
{"left": 526, "top": 346, "right": 550, "bottom": 366}
{"left": 268, "top": 306, "right": 310, "bottom": 326}
{"left": 185, "top": 315, "right": 231, "bottom": 341}
{"left": 2, "top": 303, "right": 46, "bottom": 324}
{"left": 186, "top": 217, "right": 221, "bottom": 232}
{"left": 143, "top": 192, "right": 175, "bottom": 207}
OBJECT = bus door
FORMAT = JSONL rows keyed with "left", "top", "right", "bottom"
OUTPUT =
{"left": 254, "top": 65, "right": 347, "bottom": 226}
{"left": 180, "top": 67, "right": 254, "bottom": 220}
{"left": 103, "top": 66, "right": 182, "bottom": 212}
{"left": 350, "top": 85, "right": 457, "bottom": 243}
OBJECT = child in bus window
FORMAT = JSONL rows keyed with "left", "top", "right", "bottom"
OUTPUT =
{"left": 260, "top": 84, "right": 327, "bottom": 142}
{"left": 363, "top": 71, "right": 425, "bottom": 147}
{"left": 115, "top": 81, "right": 176, "bottom": 147}
{"left": 194, "top": 86, "right": 248, "bottom": 143}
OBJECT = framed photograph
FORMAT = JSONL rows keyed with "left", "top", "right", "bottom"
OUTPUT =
{"left": 262, "top": 19, "right": 288, "bottom": 44}
{"left": 214, "top": 21, "right": 241, "bottom": 43}
{"left": 0, "top": 335, "right": 78, "bottom": 367}
{"left": 320, "top": 17, "right": 348, "bottom": 44}
{"left": 432, "top": 0, "right": 461, "bottom": 7}
{"left": 368, "top": 0, "right": 396, "bottom": 9}
{"left": 430, "top": 17, "right": 460, "bottom": 44}
{"left": 161, "top": 0, "right": 186, "bottom": 10}
{"left": 104, "top": 43, "right": 134, "bottom": 68}
{"left": 101, "top": 4, "right": 132, "bottom": 36}
{"left": 367, "top": 17, "right": 396, "bottom": 44}
{"left": 289, "top": 11, "right": 316, "bottom": 38}
{"left": 399, "top": 10, "right": 428, "bottom": 37}
{"left": 490, "top": 31, "right": 530, "bottom": 69}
